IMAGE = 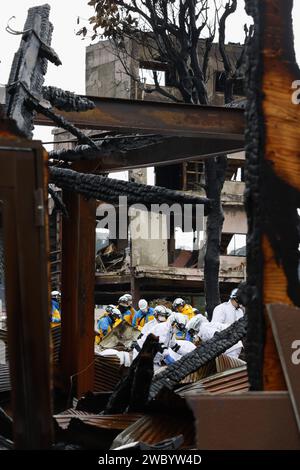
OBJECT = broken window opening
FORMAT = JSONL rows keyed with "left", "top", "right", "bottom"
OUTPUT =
{"left": 215, "top": 71, "right": 245, "bottom": 97}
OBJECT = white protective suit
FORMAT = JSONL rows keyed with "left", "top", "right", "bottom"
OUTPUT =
{"left": 211, "top": 300, "right": 244, "bottom": 325}
{"left": 132, "top": 314, "right": 195, "bottom": 366}
{"left": 186, "top": 314, "right": 242, "bottom": 358}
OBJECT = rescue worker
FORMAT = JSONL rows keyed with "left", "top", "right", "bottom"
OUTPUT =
{"left": 132, "top": 305, "right": 169, "bottom": 359}
{"left": 211, "top": 288, "right": 244, "bottom": 325}
{"left": 186, "top": 312, "right": 242, "bottom": 358}
{"left": 132, "top": 299, "right": 154, "bottom": 330}
{"left": 168, "top": 311, "right": 188, "bottom": 340}
{"left": 95, "top": 306, "right": 122, "bottom": 344}
{"left": 172, "top": 298, "right": 195, "bottom": 321}
{"left": 51, "top": 290, "right": 61, "bottom": 324}
{"left": 133, "top": 306, "right": 195, "bottom": 366}
{"left": 117, "top": 295, "right": 135, "bottom": 324}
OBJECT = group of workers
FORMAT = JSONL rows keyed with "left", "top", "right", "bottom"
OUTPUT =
{"left": 95, "top": 288, "right": 245, "bottom": 366}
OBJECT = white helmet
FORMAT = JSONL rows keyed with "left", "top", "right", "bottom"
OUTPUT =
{"left": 118, "top": 295, "right": 129, "bottom": 306}
{"left": 51, "top": 290, "right": 61, "bottom": 298}
{"left": 230, "top": 288, "right": 239, "bottom": 299}
{"left": 138, "top": 299, "right": 148, "bottom": 312}
{"left": 106, "top": 304, "right": 116, "bottom": 314}
{"left": 110, "top": 307, "right": 122, "bottom": 320}
{"left": 172, "top": 298, "right": 185, "bottom": 310}
{"left": 124, "top": 293, "right": 132, "bottom": 304}
{"left": 153, "top": 305, "right": 168, "bottom": 322}
{"left": 186, "top": 314, "right": 208, "bottom": 333}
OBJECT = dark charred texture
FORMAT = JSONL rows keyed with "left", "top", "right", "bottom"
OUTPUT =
{"left": 0, "top": 436, "right": 13, "bottom": 450}
{"left": 42, "top": 86, "right": 95, "bottom": 112}
{"left": 262, "top": 161, "right": 300, "bottom": 306}
{"left": 244, "top": 0, "right": 300, "bottom": 391}
{"left": 204, "top": 155, "right": 227, "bottom": 320}
{"left": 49, "top": 134, "right": 165, "bottom": 162}
{"left": 5, "top": 4, "right": 59, "bottom": 137}
{"left": 148, "top": 315, "right": 247, "bottom": 400}
{"left": 48, "top": 186, "right": 68, "bottom": 217}
{"left": 76, "top": 391, "right": 112, "bottom": 413}
{"left": 0, "top": 407, "right": 13, "bottom": 441}
{"left": 50, "top": 167, "right": 210, "bottom": 207}
{"left": 104, "top": 334, "right": 161, "bottom": 414}
{"left": 244, "top": 0, "right": 265, "bottom": 391}
{"left": 29, "top": 99, "right": 98, "bottom": 149}
{"left": 56, "top": 418, "right": 119, "bottom": 450}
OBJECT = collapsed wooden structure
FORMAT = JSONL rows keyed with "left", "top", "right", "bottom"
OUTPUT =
{"left": 0, "top": 0, "right": 299, "bottom": 449}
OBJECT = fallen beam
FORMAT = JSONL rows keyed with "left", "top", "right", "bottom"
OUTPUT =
{"left": 36, "top": 95, "right": 245, "bottom": 139}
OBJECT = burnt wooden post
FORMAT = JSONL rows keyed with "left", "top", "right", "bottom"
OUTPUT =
{"left": 245, "top": 0, "right": 300, "bottom": 390}
{"left": 0, "top": 130, "right": 52, "bottom": 448}
{"left": 61, "top": 162, "right": 96, "bottom": 398}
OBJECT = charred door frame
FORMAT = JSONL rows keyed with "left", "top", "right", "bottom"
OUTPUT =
{"left": 0, "top": 138, "right": 52, "bottom": 448}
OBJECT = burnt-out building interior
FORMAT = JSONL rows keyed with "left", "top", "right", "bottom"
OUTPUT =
{"left": 0, "top": 0, "right": 300, "bottom": 452}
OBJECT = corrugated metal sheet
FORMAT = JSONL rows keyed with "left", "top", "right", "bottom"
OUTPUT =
{"left": 180, "top": 360, "right": 216, "bottom": 384}
{"left": 111, "top": 414, "right": 195, "bottom": 450}
{"left": 94, "top": 354, "right": 126, "bottom": 392}
{"left": 54, "top": 410, "right": 142, "bottom": 431}
{"left": 51, "top": 324, "right": 61, "bottom": 363}
{"left": 0, "top": 364, "right": 10, "bottom": 393}
{"left": 215, "top": 354, "right": 246, "bottom": 373}
{"left": 0, "top": 326, "right": 61, "bottom": 393}
{"left": 176, "top": 366, "right": 249, "bottom": 396}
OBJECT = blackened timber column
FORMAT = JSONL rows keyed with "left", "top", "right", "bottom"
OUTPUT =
{"left": 245, "top": 0, "right": 300, "bottom": 391}
{"left": 61, "top": 187, "right": 96, "bottom": 397}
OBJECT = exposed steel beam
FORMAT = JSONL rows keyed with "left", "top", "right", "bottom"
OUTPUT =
{"left": 35, "top": 95, "right": 245, "bottom": 140}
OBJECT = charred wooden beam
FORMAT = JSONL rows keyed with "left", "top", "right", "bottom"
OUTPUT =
{"left": 35, "top": 95, "right": 245, "bottom": 140}
{"left": 148, "top": 316, "right": 247, "bottom": 400}
{"left": 245, "top": 0, "right": 300, "bottom": 391}
{"left": 42, "top": 86, "right": 95, "bottom": 112}
{"left": 5, "top": 5, "right": 61, "bottom": 137}
{"left": 49, "top": 167, "right": 210, "bottom": 207}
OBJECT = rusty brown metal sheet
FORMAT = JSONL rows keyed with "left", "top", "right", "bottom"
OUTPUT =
{"left": 267, "top": 304, "right": 300, "bottom": 432}
{"left": 54, "top": 411, "right": 142, "bottom": 431}
{"left": 36, "top": 95, "right": 245, "bottom": 140}
{"left": 188, "top": 392, "right": 300, "bottom": 450}
{"left": 111, "top": 414, "right": 195, "bottom": 450}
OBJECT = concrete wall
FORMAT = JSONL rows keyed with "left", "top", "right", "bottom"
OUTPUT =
{"left": 223, "top": 206, "right": 247, "bottom": 235}
{"left": 131, "top": 209, "right": 168, "bottom": 267}
{"left": 86, "top": 40, "right": 133, "bottom": 98}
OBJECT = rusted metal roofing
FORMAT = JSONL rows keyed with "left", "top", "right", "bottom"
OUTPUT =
{"left": 215, "top": 353, "right": 246, "bottom": 373}
{"left": 54, "top": 410, "right": 142, "bottom": 431}
{"left": 111, "top": 413, "right": 195, "bottom": 450}
{"left": 94, "top": 354, "right": 126, "bottom": 393}
{"left": 179, "top": 360, "right": 216, "bottom": 384}
{"left": 176, "top": 366, "right": 249, "bottom": 397}
{"left": 51, "top": 324, "right": 61, "bottom": 363}
{"left": 0, "top": 364, "right": 11, "bottom": 393}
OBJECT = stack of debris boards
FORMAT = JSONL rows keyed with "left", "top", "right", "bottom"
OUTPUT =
{"left": 94, "top": 321, "right": 140, "bottom": 392}
{"left": 51, "top": 324, "right": 61, "bottom": 364}
{"left": 175, "top": 365, "right": 249, "bottom": 397}
{"left": 0, "top": 329, "right": 10, "bottom": 394}
{"left": 110, "top": 390, "right": 195, "bottom": 450}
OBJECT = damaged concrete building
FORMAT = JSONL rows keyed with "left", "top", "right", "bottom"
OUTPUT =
{"left": 53, "top": 38, "right": 247, "bottom": 305}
